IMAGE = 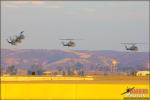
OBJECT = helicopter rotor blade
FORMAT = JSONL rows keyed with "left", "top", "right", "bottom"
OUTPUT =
{"left": 60, "top": 39, "right": 83, "bottom": 40}
{"left": 121, "top": 43, "right": 145, "bottom": 45}
{"left": 60, "top": 39, "right": 74, "bottom": 40}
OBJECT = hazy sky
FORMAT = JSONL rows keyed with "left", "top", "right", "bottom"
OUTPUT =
{"left": 1, "top": 1, "right": 149, "bottom": 51}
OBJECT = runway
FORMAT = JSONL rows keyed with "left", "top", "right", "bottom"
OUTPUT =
{"left": 1, "top": 76, "right": 149, "bottom": 100}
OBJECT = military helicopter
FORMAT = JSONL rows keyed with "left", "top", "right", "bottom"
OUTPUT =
{"left": 60, "top": 39, "right": 82, "bottom": 47}
{"left": 7, "top": 31, "right": 25, "bottom": 45}
{"left": 121, "top": 43, "right": 144, "bottom": 51}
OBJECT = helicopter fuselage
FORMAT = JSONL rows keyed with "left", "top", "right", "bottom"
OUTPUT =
{"left": 62, "top": 41, "right": 75, "bottom": 47}
{"left": 7, "top": 31, "right": 25, "bottom": 45}
{"left": 125, "top": 45, "right": 138, "bottom": 51}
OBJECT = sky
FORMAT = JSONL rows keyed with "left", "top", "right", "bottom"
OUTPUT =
{"left": 1, "top": 1, "right": 149, "bottom": 51}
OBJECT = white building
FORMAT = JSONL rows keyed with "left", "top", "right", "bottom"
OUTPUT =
{"left": 136, "top": 71, "right": 150, "bottom": 76}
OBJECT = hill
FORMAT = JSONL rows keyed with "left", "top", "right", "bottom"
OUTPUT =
{"left": 1, "top": 49, "right": 149, "bottom": 74}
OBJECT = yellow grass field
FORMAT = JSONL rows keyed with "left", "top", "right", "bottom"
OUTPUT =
{"left": 1, "top": 76, "right": 150, "bottom": 100}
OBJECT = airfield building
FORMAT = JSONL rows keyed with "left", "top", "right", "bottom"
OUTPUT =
{"left": 136, "top": 71, "right": 150, "bottom": 76}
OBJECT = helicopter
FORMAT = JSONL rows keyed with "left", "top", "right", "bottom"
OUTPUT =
{"left": 7, "top": 31, "right": 25, "bottom": 45}
{"left": 60, "top": 39, "right": 82, "bottom": 47}
{"left": 121, "top": 43, "right": 144, "bottom": 51}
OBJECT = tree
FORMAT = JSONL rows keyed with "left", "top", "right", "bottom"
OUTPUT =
{"left": 7, "top": 65, "right": 17, "bottom": 75}
{"left": 28, "top": 65, "right": 44, "bottom": 75}
{"left": 67, "top": 67, "right": 73, "bottom": 76}
{"left": 79, "top": 70, "right": 85, "bottom": 76}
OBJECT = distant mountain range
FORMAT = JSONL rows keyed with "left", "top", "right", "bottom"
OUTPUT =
{"left": 1, "top": 49, "right": 149, "bottom": 72}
